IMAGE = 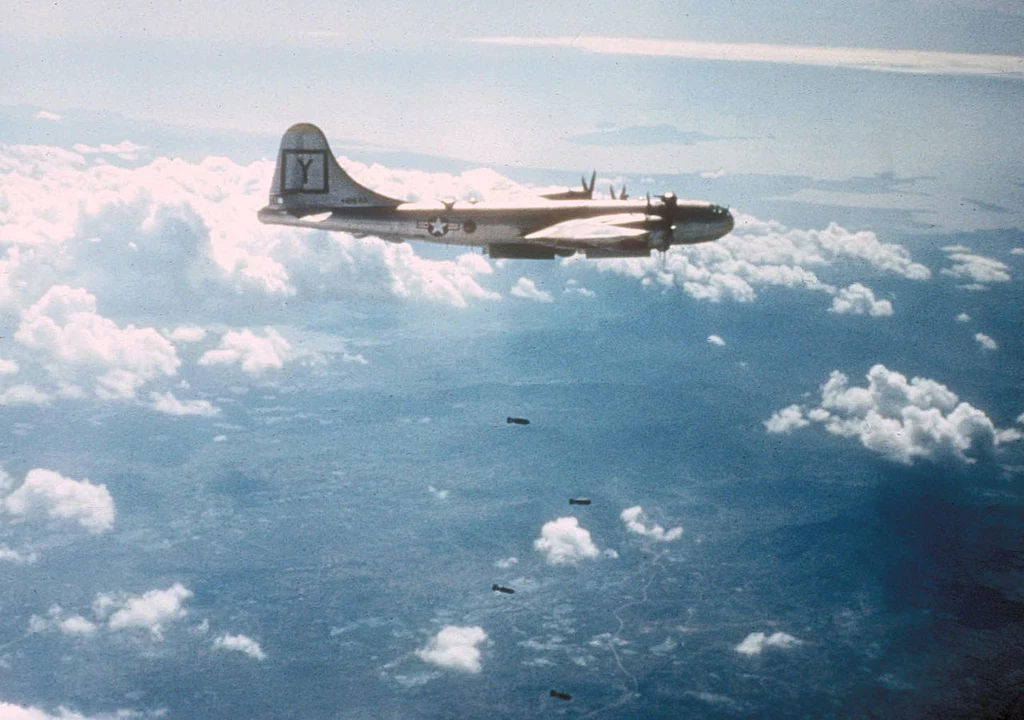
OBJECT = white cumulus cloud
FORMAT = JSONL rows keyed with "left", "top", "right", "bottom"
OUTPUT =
{"left": 0, "top": 145, "right": 508, "bottom": 315}
{"left": 941, "top": 249, "right": 1011, "bottom": 286}
{"left": 148, "top": 391, "right": 220, "bottom": 417}
{"left": 29, "top": 606, "right": 98, "bottom": 637}
{"left": 104, "top": 583, "right": 192, "bottom": 639}
{"left": 511, "top": 277, "right": 553, "bottom": 303}
{"left": 975, "top": 333, "right": 998, "bottom": 351}
{"left": 166, "top": 325, "right": 207, "bottom": 343}
{"left": 534, "top": 516, "right": 601, "bottom": 564}
{"left": 213, "top": 633, "right": 266, "bottom": 660}
{"left": 416, "top": 625, "right": 488, "bottom": 673}
{"left": 3, "top": 469, "right": 115, "bottom": 533}
{"left": 198, "top": 327, "right": 291, "bottom": 376}
{"left": 830, "top": 283, "right": 893, "bottom": 316}
{"left": 620, "top": 506, "right": 682, "bottom": 542}
{"left": 956, "top": 312, "right": 971, "bottom": 322}
{"left": 571, "top": 214, "right": 929, "bottom": 306}
{"left": 0, "top": 701, "right": 142, "bottom": 719}
{"left": 707, "top": 334, "right": 726, "bottom": 346}
{"left": 735, "top": 631, "right": 801, "bottom": 656}
{"left": 0, "top": 546, "right": 38, "bottom": 564}
{"left": 15, "top": 285, "right": 180, "bottom": 400}
{"left": 770, "top": 365, "right": 1021, "bottom": 463}
{"left": 764, "top": 404, "right": 809, "bottom": 434}
{"left": 0, "top": 383, "right": 50, "bottom": 406}
{"left": 70, "top": 140, "right": 147, "bottom": 161}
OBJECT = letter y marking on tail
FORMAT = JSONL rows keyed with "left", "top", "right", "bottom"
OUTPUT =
{"left": 297, "top": 157, "right": 315, "bottom": 186}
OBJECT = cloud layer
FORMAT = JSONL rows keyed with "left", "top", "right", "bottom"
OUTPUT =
{"left": 472, "top": 36, "right": 1024, "bottom": 79}
{"left": 572, "top": 214, "right": 928, "bottom": 307}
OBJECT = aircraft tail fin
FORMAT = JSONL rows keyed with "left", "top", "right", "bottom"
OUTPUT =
{"left": 265, "top": 123, "right": 400, "bottom": 214}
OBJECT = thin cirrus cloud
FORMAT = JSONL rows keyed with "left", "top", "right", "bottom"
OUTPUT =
{"left": 470, "top": 36, "right": 1024, "bottom": 79}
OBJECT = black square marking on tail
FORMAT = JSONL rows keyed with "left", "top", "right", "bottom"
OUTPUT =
{"left": 280, "top": 150, "right": 329, "bottom": 194}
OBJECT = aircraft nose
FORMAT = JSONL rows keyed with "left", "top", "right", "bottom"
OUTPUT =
{"left": 724, "top": 209, "right": 734, "bottom": 234}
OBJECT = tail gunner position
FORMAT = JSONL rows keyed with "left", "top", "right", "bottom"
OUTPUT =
{"left": 258, "top": 123, "right": 734, "bottom": 259}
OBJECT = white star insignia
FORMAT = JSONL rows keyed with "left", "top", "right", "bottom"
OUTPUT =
{"left": 427, "top": 217, "right": 449, "bottom": 236}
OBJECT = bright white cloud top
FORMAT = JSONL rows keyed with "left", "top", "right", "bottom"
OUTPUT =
{"left": 166, "top": 325, "right": 207, "bottom": 343}
{"left": 573, "top": 214, "right": 929, "bottom": 306}
{"left": 198, "top": 328, "right": 292, "bottom": 376}
{"left": 621, "top": 506, "right": 682, "bottom": 542}
{"left": 0, "top": 701, "right": 137, "bottom": 720}
{"left": 148, "top": 391, "right": 220, "bottom": 417}
{"left": 830, "top": 283, "right": 893, "bottom": 316}
{"left": 416, "top": 625, "right": 488, "bottom": 673}
{"left": 213, "top": 633, "right": 267, "bottom": 660}
{"left": 941, "top": 250, "right": 1011, "bottom": 286}
{"left": 472, "top": 37, "right": 1024, "bottom": 79}
{"left": 28, "top": 605, "right": 98, "bottom": 637}
{"left": 974, "top": 333, "right": 998, "bottom": 351}
{"left": 0, "top": 145, "right": 504, "bottom": 315}
{"left": 735, "top": 631, "right": 802, "bottom": 656}
{"left": 510, "top": 277, "right": 554, "bottom": 303}
{"left": 101, "top": 583, "right": 193, "bottom": 639}
{"left": 15, "top": 285, "right": 180, "bottom": 400}
{"left": 3, "top": 469, "right": 115, "bottom": 534}
{"left": 764, "top": 405, "right": 811, "bottom": 434}
{"left": 707, "top": 335, "right": 726, "bottom": 346}
{"left": 534, "top": 517, "right": 601, "bottom": 564}
{"left": 767, "top": 365, "right": 1021, "bottom": 463}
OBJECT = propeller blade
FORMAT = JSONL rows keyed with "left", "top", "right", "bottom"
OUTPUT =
{"left": 609, "top": 184, "right": 615, "bottom": 200}
{"left": 619, "top": 185, "right": 628, "bottom": 200}
{"left": 588, "top": 170, "right": 596, "bottom": 194}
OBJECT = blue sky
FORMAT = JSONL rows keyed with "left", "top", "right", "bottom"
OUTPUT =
{"left": 1, "top": 2, "right": 1023, "bottom": 718}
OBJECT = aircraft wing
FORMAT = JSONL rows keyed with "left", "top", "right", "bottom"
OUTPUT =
{"left": 524, "top": 213, "right": 649, "bottom": 243}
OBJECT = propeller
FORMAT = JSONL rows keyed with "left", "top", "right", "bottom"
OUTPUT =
{"left": 608, "top": 184, "right": 629, "bottom": 200}
{"left": 647, "top": 191, "right": 677, "bottom": 261}
{"left": 581, "top": 170, "right": 597, "bottom": 198}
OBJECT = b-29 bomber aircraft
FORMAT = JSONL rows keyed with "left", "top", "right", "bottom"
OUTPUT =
{"left": 258, "top": 123, "right": 734, "bottom": 259}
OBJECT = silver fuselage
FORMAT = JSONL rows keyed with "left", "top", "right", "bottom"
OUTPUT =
{"left": 258, "top": 197, "right": 734, "bottom": 251}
